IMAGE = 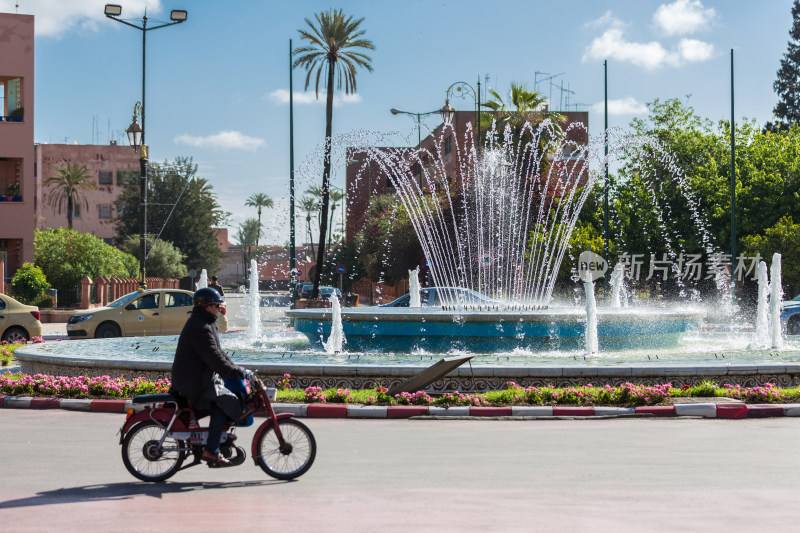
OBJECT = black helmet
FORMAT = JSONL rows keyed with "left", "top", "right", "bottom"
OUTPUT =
{"left": 193, "top": 287, "right": 225, "bottom": 308}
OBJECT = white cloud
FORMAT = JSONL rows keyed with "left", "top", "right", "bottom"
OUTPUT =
{"left": 653, "top": 0, "right": 716, "bottom": 35}
{"left": 583, "top": 27, "right": 714, "bottom": 69}
{"left": 267, "top": 89, "right": 363, "bottom": 107}
{"left": 583, "top": 10, "right": 625, "bottom": 30}
{"left": 591, "top": 97, "right": 648, "bottom": 116}
{"left": 584, "top": 28, "right": 678, "bottom": 70}
{"left": 678, "top": 38, "right": 714, "bottom": 62}
{"left": 174, "top": 131, "right": 265, "bottom": 151}
{"left": 14, "top": 0, "right": 160, "bottom": 37}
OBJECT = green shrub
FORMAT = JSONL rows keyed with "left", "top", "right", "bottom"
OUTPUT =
{"left": 10, "top": 263, "right": 50, "bottom": 304}
{"left": 32, "top": 294, "right": 55, "bottom": 308}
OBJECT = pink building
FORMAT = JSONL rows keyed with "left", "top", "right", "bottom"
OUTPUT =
{"left": 34, "top": 143, "right": 141, "bottom": 243}
{"left": 0, "top": 13, "right": 35, "bottom": 286}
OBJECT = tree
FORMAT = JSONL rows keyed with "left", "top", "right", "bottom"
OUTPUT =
{"left": 742, "top": 217, "right": 800, "bottom": 297}
{"left": 327, "top": 187, "right": 345, "bottom": 253}
{"left": 773, "top": 0, "right": 800, "bottom": 129}
{"left": 244, "top": 193, "right": 274, "bottom": 246}
{"left": 354, "top": 194, "right": 425, "bottom": 285}
{"left": 293, "top": 8, "right": 374, "bottom": 298}
{"left": 480, "top": 83, "right": 565, "bottom": 166}
{"left": 114, "top": 157, "right": 225, "bottom": 275}
{"left": 44, "top": 161, "right": 97, "bottom": 230}
{"left": 298, "top": 194, "right": 318, "bottom": 259}
{"left": 235, "top": 218, "right": 261, "bottom": 266}
{"left": 10, "top": 263, "right": 50, "bottom": 304}
{"left": 34, "top": 228, "right": 137, "bottom": 305}
{"left": 120, "top": 235, "right": 188, "bottom": 279}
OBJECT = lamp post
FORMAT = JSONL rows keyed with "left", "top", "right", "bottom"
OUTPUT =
{"left": 390, "top": 107, "right": 442, "bottom": 187}
{"left": 104, "top": 4, "right": 187, "bottom": 147}
{"left": 126, "top": 103, "right": 148, "bottom": 290}
{"left": 442, "top": 80, "right": 481, "bottom": 151}
{"left": 106, "top": 4, "right": 187, "bottom": 290}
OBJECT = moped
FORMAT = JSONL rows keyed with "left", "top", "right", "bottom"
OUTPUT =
{"left": 119, "top": 377, "right": 316, "bottom": 482}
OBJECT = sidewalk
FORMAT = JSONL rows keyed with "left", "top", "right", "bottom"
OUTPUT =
{"left": 40, "top": 322, "right": 68, "bottom": 340}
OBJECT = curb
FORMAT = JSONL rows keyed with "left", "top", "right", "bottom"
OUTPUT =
{"left": 1, "top": 396, "right": 799, "bottom": 419}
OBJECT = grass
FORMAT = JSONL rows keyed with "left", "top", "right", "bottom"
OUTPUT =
{"left": 0, "top": 342, "right": 25, "bottom": 367}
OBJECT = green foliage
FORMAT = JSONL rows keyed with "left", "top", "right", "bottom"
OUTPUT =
{"left": 773, "top": 0, "right": 800, "bottom": 128}
{"left": 10, "top": 263, "right": 50, "bottom": 304}
{"left": 34, "top": 228, "right": 137, "bottom": 296}
{"left": 114, "top": 157, "right": 224, "bottom": 274}
{"left": 120, "top": 235, "right": 188, "bottom": 279}
{"left": 354, "top": 194, "right": 424, "bottom": 284}
{"left": 742, "top": 217, "right": 800, "bottom": 295}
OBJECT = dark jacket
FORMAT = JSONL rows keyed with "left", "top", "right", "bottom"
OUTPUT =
{"left": 171, "top": 307, "right": 241, "bottom": 411}
{"left": 207, "top": 282, "right": 224, "bottom": 295}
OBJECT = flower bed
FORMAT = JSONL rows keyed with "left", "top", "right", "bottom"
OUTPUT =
{"left": 1, "top": 337, "right": 46, "bottom": 366}
{"left": 2, "top": 372, "right": 799, "bottom": 406}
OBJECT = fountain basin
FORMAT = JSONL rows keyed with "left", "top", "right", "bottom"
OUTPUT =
{"left": 286, "top": 307, "right": 705, "bottom": 352}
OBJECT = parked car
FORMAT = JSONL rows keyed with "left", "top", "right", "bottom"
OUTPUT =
{"left": 67, "top": 289, "right": 228, "bottom": 339}
{"left": 0, "top": 293, "right": 42, "bottom": 342}
{"left": 781, "top": 294, "right": 800, "bottom": 334}
{"left": 380, "top": 287, "right": 496, "bottom": 308}
{"left": 296, "top": 283, "right": 314, "bottom": 299}
{"left": 318, "top": 287, "right": 342, "bottom": 301}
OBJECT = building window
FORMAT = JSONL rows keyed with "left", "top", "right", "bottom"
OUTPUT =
{"left": 98, "top": 170, "right": 113, "bottom": 184}
{"left": 116, "top": 204, "right": 124, "bottom": 217}
{"left": 72, "top": 203, "right": 81, "bottom": 218}
{"left": 99, "top": 204, "right": 112, "bottom": 219}
{"left": 117, "top": 170, "right": 138, "bottom": 185}
{"left": 444, "top": 135, "right": 452, "bottom": 155}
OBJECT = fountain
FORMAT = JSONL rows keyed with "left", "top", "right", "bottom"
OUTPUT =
{"left": 288, "top": 121, "right": 705, "bottom": 352}
{"left": 583, "top": 272, "right": 598, "bottom": 355}
{"left": 409, "top": 267, "right": 421, "bottom": 308}
{"left": 13, "top": 124, "right": 800, "bottom": 392}
{"left": 197, "top": 269, "right": 208, "bottom": 290}
{"left": 246, "top": 259, "right": 261, "bottom": 340}
{"left": 770, "top": 253, "right": 784, "bottom": 350}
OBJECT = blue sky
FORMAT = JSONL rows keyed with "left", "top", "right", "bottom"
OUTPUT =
{"left": 4, "top": 0, "right": 795, "bottom": 245}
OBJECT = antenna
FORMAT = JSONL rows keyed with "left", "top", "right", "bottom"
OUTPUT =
{"left": 534, "top": 71, "right": 565, "bottom": 108}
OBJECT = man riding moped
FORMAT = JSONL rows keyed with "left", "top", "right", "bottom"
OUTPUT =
{"left": 170, "top": 287, "right": 253, "bottom": 466}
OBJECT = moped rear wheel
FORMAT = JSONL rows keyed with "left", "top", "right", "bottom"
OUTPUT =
{"left": 255, "top": 418, "right": 316, "bottom": 480}
{"left": 122, "top": 421, "right": 185, "bottom": 482}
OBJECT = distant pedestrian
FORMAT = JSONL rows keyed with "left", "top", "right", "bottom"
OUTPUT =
{"left": 208, "top": 275, "right": 224, "bottom": 295}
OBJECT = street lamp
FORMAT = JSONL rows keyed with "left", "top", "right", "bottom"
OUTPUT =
{"left": 106, "top": 4, "right": 187, "bottom": 290}
{"left": 390, "top": 107, "right": 441, "bottom": 187}
{"left": 126, "top": 103, "right": 149, "bottom": 290}
{"left": 104, "top": 4, "right": 188, "bottom": 147}
{"left": 442, "top": 80, "right": 481, "bottom": 151}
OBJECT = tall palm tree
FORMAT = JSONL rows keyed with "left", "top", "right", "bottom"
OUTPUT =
{"left": 244, "top": 192, "right": 274, "bottom": 246}
{"left": 326, "top": 187, "right": 345, "bottom": 253}
{"left": 236, "top": 218, "right": 262, "bottom": 266}
{"left": 45, "top": 161, "right": 97, "bottom": 230}
{"left": 293, "top": 8, "right": 374, "bottom": 298}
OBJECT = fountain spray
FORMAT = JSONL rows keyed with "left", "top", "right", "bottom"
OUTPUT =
{"left": 409, "top": 266, "right": 421, "bottom": 307}
{"left": 247, "top": 259, "right": 261, "bottom": 340}
{"left": 583, "top": 271, "right": 598, "bottom": 355}
{"left": 770, "top": 253, "right": 783, "bottom": 349}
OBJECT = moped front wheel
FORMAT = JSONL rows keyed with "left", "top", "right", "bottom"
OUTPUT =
{"left": 121, "top": 421, "right": 186, "bottom": 482}
{"left": 255, "top": 418, "right": 316, "bottom": 480}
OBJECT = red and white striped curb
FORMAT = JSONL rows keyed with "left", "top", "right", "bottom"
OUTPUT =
{"left": 2, "top": 395, "right": 800, "bottom": 419}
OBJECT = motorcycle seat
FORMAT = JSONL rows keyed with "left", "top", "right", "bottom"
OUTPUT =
{"left": 131, "top": 393, "right": 178, "bottom": 405}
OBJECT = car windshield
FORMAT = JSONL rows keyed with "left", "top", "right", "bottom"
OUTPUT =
{"left": 107, "top": 292, "right": 143, "bottom": 308}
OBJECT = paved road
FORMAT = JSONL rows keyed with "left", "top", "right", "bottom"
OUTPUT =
{"left": 1, "top": 410, "right": 799, "bottom": 532}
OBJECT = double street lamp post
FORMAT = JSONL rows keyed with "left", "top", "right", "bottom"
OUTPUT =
{"left": 104, "top": 4, "right": 187, "bottom": 290}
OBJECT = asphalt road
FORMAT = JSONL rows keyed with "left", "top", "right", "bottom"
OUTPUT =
{"left": 1, "top": 410, "right": 799, "bottom": 532}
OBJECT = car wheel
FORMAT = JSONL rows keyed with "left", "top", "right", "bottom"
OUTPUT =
{"left": 95, "top": 322, "right": 121, "bottom": 338}
{"left": 2, "top": 326, "right": 29, "bottom": 343}
{"left": 787, "top": 315, "right": 800, "bottom": 336}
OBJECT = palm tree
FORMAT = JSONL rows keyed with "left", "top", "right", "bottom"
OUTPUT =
{"left": 327, "top": 187, "right": 345, "bottom": 253}
{"left": 244, "top": 192, "right": 274, "bottom": 246}
{"left": 480, "top": 83, "right": 565, "bottom": 147}
{"left": 298, "top": 194, "right": 319, "bottom": 259}
{"left": 236, "top": 218, "right": 262, "bottom": 266}
{"left": 293, "top": 8, "right": 374, "bottom": 298}
{"left": 45, "top": 161, "right": 97, "bottom": 230}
